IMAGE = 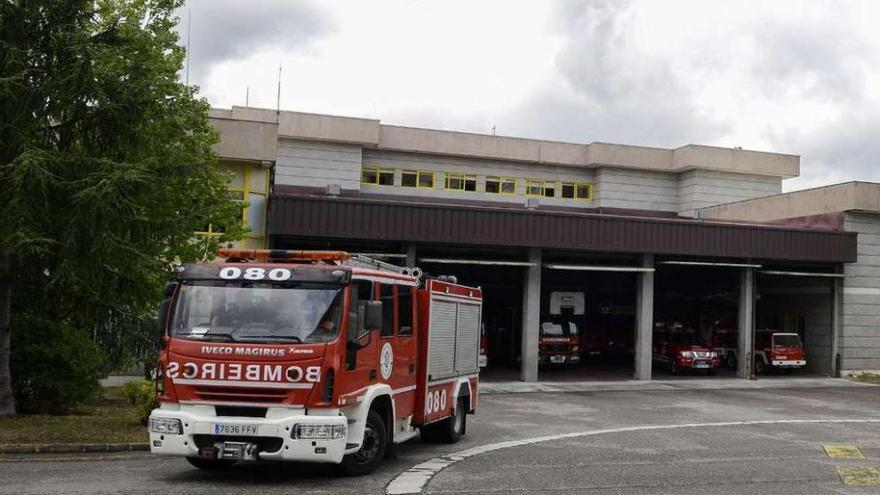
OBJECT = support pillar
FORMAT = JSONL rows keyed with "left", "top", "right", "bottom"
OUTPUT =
{"left": 830, "top": 276, "right": 842, "bottom": 377}
{"left": 634, "top": 254, "right": 654, "bottom": 381}
{"left": 520, "top": 248, "right": 541, "bottom": 382}
{"left": 737, "top": 267, "right": 755, "bottom": 379}
{"left": 405, "top": 245, "right": 417, "bottom": 268}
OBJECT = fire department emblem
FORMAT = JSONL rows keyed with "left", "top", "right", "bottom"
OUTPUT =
{"left": 380, "top": 343, "right": 394, "bottom": 380}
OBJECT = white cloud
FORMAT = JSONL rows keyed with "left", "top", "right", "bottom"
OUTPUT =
{"left": 182, "top": 0, "right": 880, "bottom": 191}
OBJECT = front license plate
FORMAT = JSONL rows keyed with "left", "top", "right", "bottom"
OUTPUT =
{"left": 693, "top": 361, "right": 710, "bottom": 369}
{"left": 550, "top": 355, "right": 566, "bottom": 363}
{"left": 213, "top": 424, "right": 259, "bottom": 436}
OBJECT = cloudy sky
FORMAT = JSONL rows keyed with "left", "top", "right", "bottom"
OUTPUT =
{"left": 179, "top": 0, "right": 880, "bottom": 191}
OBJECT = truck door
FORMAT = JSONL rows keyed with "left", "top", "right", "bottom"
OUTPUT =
{"left": 378, "top": 282, "right": 418, "bottom": 421}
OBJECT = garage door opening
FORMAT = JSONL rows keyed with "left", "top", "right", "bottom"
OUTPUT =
{"left": 653, "top": 263, "right": 742, "bottom": 379}
{"left": 755, "top": 268, "right": 840, "bottom": 377}
{"left": 537, "top": 254, "right": 641, "bottom": 382}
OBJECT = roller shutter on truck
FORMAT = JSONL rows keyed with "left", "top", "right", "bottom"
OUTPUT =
{"left": 425, "top": 281, "right": 482, "bottom": 380}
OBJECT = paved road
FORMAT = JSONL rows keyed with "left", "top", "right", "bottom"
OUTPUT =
{"left": 2, "top": 385, "right": 879, "bottom": 494}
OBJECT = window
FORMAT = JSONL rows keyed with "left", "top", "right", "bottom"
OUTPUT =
{"left": 362, "top": 167, "right": 378, "bottom": 185}
{"left": 350, "top": 280, "right": 373, "bottom": 340}
{"left": 362, "top": 167, "right": 394, "bottom": 186}
{"left": 561, "top": 182, "right": 593, "bottom": 200}
{"left": 445, "top": 172, "right": 477, "bottom": 192}
{"left": 485, "top": 176, "right": 517, "bottom": 194}
{"left": 402, "top": 170, "right": 434, "bottom": 188}
{"left": 197, "top": 162, "right": 269, "bottom": 248}
{"left": 380, "top": 284, "right": 395, "bottom": 337}
{"left": 397, "top": 286, "right": 413, "bottom": 336}
{"left": 526, "top": 179, "right": 556, "bottom": 198}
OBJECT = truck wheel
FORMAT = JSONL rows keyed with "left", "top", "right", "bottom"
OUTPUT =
{"left": 341, "top": 410, "right": 387, "bottom": 476}
{"left": 726, "top": 354, "right": 737, "bottom": 369}
{"left": 755, "top": 359, "right": 766, "bottom": 375}
{"left": 670, "top": 362, "right": 679, "bottom": 376}
{"left": 186, "top": 457, "right": 235, "bottom": 470}
{"left": 421, "top": 397, "right": 467, "bottom": 444}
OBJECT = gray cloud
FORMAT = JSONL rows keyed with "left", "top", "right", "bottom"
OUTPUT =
{"left": 496, "top": 0, "right": 880, "bottom": 189}
{"left": 179, "top": 0, "right": 333, "bottom": 83}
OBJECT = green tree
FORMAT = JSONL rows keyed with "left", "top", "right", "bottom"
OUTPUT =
{"left": 0, "top": 0, "right": 243, "bottom": 415}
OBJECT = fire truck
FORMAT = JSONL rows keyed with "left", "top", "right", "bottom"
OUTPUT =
{"left": 148, "top": 249, "right": 482, "bottom": 475}
{"left": 538, "top": 292, "right": 584, "bottom": 366}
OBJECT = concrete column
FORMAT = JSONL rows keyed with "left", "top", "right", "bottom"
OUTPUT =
{"left": 737, "top": 267, "right": 755, "bottom": 379}
{"left": 520, "top": 248, "right": 541, "bottom": 382}
{"left": 830, "top": 276, "right": 842, "bottom": 377}
{"left": 405, "top": 245, "right": 417, "bottom": 268}
{"left": 634, "top": 254, "right": 654, "bottom": 381}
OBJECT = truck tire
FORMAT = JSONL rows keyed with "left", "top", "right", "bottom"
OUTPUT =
{"left": 186, "top": 457, "right": 236, "bottom": 470}
{"left": 726, "top": 354, "right": 737, "bottom": 369}
{"left": 420, "top": 397, "right": 467, "bottom": 444}
{"left": 755, "top": 358, "right": 766, "bottom": 375}
{"left": 341, "top": 410, "right": 387, "bottom": 476}
{"left": 670, "top": 361, "right": 679, "bottom": 376}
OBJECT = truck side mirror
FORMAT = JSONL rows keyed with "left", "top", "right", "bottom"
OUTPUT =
{"left": 157, "top": 298, "right": 172, "bottom": 348}
{"left": 163, "top": 281, "right": 179, "bottom": 298}
{"left": 364, "top": 300, "right": 383, "bottom": 332}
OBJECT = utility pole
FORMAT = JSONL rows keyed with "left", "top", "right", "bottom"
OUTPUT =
{"left": 185, "top": 8, "right": 192, "bottom": 85}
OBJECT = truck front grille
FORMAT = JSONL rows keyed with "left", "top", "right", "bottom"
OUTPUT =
{"left": 195, "top": 386, "right": 287, "bottom": 404}
{"left": 193, "top": 434, "right": 283, "bottom": 454}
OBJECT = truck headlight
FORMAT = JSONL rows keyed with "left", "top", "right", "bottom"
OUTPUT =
{"left": 149, "top": 417, "right": 183, "bottom": 435}
{"left": 293, "top": 424, "right": 346, "bottom": 440}
{"left": 680, "top": 351, "right": 694, "bottom": 358}
{"left": 571, "top": 346, "right": 579, "bottom": 352}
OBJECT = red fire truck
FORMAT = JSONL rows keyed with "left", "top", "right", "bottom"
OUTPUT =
{"left": 148, "top": 250, "right": 482, "bottom": 475}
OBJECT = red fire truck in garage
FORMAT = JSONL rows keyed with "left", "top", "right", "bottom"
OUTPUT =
{"left": 149, "top": 250, "right": 482, "bottom": 475}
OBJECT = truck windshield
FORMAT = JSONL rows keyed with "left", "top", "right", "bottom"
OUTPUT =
{"left": 540, "top": 322, "right": 579, "bottom": 336}
{"left": 670, "top": 332, "right": 702, "bottom": 345}
{"left": 170, "top": 282, "right": 343, "bottom": 344}
{"left": 773, "top": 334, "right": 802, "bottom": 348}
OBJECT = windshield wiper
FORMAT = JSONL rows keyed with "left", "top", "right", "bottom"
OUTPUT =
{"left": 235, "top": 335, "right": 303, "bottom": 343}
{"left": 185, "top": 332, "right": 236, "bottom": 342}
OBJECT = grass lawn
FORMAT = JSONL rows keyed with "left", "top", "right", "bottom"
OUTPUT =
{"left": 0, "top": 387, "right": 148, "bottom": 445}
{"left": 849, "top": 372, "right": 880, "bottom": 385}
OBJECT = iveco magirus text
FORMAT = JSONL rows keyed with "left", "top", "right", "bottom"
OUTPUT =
{"left": 148, "top": 250, "right": 482, "bottom": 475}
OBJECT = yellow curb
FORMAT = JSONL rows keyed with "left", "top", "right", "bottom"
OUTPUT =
{"left": 837, "top": 466, "right": 880, "bottom": 486}
{"left": 823, "top": 444, "right": 865, "bottom": 459}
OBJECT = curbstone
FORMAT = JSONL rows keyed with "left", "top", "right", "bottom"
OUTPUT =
{"left": 0, "top": 442, "right": 149, "bottom": 454}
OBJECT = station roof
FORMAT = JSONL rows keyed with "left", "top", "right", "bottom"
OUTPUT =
{"left": 269, "top": 195, "right": 856, "bottom": 264}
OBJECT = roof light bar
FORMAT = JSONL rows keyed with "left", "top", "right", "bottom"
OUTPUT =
{"left": 759, "top": 270, "right": 845, "bottom": 278}
{"left": 543, "top": 264, "right": 655, "bottom": 273}
{"left": 658, "top": 261, "right": 763, "bottom": 268}
{"left": 352, "top": 253, "right": 408, "bottom": 259}
{"left": 419, "top": 258, "right": 536, "bottom": 267}
{"left": 217, "top": 249, "right": 350, "bottom": 261}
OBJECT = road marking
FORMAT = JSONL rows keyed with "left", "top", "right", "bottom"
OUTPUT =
{"left": 385, "top": 418, "right": 880, "bottom": 495}
{"left": 823, "top": 444, "right": 865, "bottom": 459}
{"left": 837, "top": 467, "right": 880, "bottom": 486}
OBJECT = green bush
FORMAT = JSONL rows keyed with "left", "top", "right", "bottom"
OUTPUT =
{"left": 122, "top": 380, "right": 159, "bottom": 425}
{"left": 11, "top": 316, "right": 104, "bottom": 415}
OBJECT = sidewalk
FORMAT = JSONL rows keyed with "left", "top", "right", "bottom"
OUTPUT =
{"left": 480, "top": 377, "right": 875, "bottom": 394}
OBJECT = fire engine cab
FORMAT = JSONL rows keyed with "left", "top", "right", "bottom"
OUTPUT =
{"left": 148, "top": 250, "right": 482, "bottom": 475}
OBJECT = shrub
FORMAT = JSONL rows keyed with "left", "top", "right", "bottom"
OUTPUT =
{"left": 122, "top": 380, "right": 159, "bottom": 425}
{"left": 11, "top": 316, "right": 104, "bottom": 415}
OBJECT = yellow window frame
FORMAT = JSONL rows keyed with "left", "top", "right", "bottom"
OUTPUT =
{"left": 444, "top": 172, "right": 477, "bottom": 192}
{"left": 525, "top": 178, "right": 545, "bottom": 197}
{"left": 196, "top": 162, "right": 270, "bottom": 248}
{"left": 485, "top": 176, "right": 517, "bottom": 195}
{"left": 402, "top": 169, "right": 435, "bottom": 188}
{"left": 361, "top": 166, "right": 380, "bottom": 185}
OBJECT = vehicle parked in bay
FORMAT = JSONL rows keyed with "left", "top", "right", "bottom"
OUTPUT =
{"left": 149, "top": 250, "right": 482, "bottom": 475}
{"left": 652, "top": 322, "right": 721, "bottom": 375}
{"left": 709, "top": 320, "right": 739, "bottom": 369}
{"left": 754, "top": 330, "right": 806, "bottom": 374}
{"left": 539, "top": 292, "right": 585, "bottom": 366}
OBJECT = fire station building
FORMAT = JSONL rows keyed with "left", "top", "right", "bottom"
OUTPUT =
{"left": 206, "top": 106, "right": 880, "bottom": 382}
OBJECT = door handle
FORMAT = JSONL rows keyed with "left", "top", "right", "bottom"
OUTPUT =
{"left": 409, "top": 363, "right": 415, "bottom": 374}
{"left": 369, "top": 369, "right": 377, "bottom": 381}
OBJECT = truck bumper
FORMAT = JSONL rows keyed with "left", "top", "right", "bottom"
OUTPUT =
{"left": 148, "top": 407, "right": 348, "bottom": 464}
{"left": 772, "top": 360, "right": 806, "bottom": 368}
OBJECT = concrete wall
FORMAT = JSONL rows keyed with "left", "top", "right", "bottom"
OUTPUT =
{"left": 842, "top": 212, "right": 880, "bottom": 372}
{"left": 592, "top": 167, "right": 679, "bottom": 212}
{"left": 679, "top": 170, "right": 782, "bottom": 217}
{"left": 275, "top": 139, "right": 363, "bottom": 191}
{"left": 361, "top": 149, "right": 596, "bottom": 208}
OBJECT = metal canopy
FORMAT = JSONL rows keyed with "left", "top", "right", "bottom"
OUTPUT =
{"left": 544, "top": 264, "right": 655, "bottom": 273}
{"left": 420, "top": 257, "right": 536, "bottom": 267}
{"left": 658, "top": 261, "right": 763, "bottom": 268}
{"left": 759, "top": 270, "right": 845, "bottom": 278}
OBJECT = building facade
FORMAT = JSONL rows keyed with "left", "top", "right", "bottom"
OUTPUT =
{"left": 207, "top": 106, "right": 871, "bottom": 381}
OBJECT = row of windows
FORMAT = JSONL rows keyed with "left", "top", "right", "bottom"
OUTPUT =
{"left": 361, "top": 167, "right": 593, "bottom": 200}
